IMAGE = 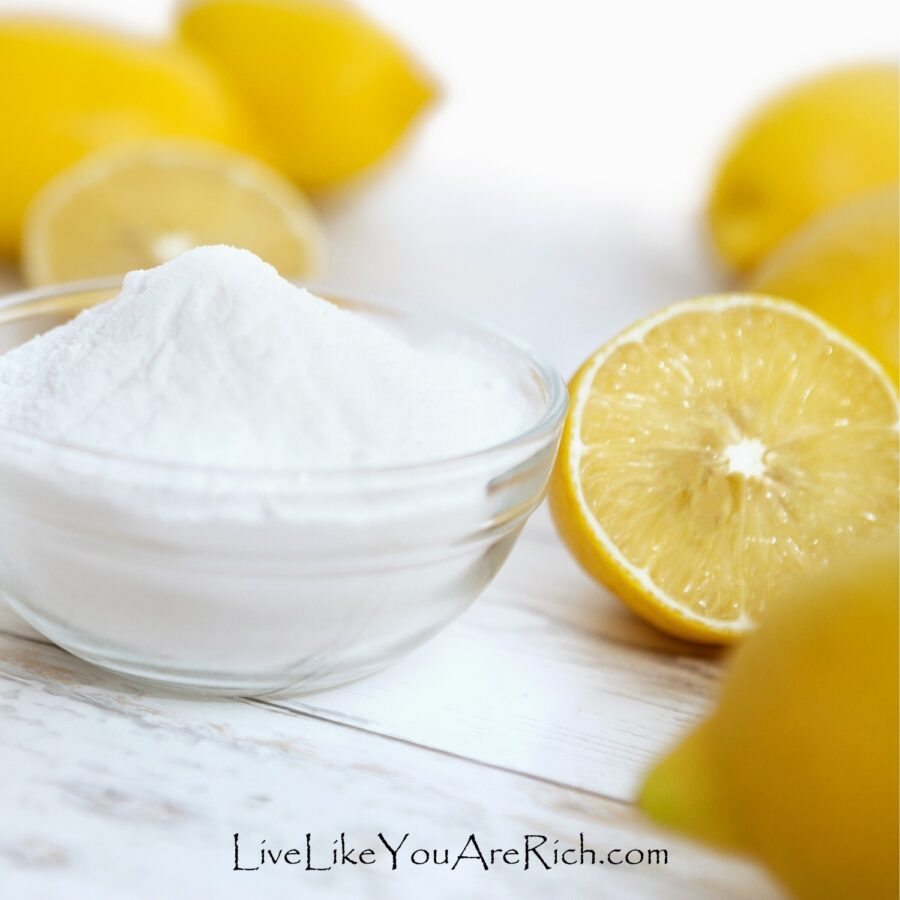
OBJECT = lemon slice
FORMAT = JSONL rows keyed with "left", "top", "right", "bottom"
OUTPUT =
{"left": 23, "top": 140, "right": 325, "bottom": 286}
{"left": 549, "top": 295, "right": 899, "bottom": 643}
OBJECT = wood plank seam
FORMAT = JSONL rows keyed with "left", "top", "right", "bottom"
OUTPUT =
{"left": 0, "top": 631, "right": 633, "bottom": 807}
{"left": 251, "top": 697, "right": 634, "bottom": 810}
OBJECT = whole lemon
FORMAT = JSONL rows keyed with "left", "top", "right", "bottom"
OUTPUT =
{"left": 708, "top": 64, "right": 899, "bottom": 274}
{"left": 0, "top": 19, "right": 263, "bottom": 257}
{"left": 751, "top": 188, "right": 899, "bottom": 382}
{"left": 178, "top": 0, "right": 436, "bottom": 188}
{"left": 640, "top": 548, "right": 899, "bottom": 900}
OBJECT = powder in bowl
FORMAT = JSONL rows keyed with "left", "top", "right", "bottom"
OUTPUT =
{"left": 0, "top": 246, "right": 534, "bottom": 471}
{"left": 0, "top": 256, "right": 566, "bottom": 693}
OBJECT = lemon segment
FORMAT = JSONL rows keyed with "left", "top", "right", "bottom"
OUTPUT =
{"left": 23, "top": 140, "right": 325, "bottom": 286}
{"left": 707, "top": 64, "right": 899, "bottom": 273}
{"left": 751, "top": 188, "right": 899, "bottom": 382}
{"left": 550, "top": 295, "right": 899, "bottom": 643}
{"left": 0, "top": 19, "right": 263, "bottom": 257}
{"left": 178, "top": 0, "right": 436, "bottom": 187}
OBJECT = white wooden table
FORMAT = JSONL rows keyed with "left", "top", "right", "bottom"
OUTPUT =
{"left": 0, "top": 168, "right": 785, "bottom": 899}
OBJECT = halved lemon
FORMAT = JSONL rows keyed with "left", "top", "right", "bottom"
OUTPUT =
{"left": 549, "top": 295, "right": 899, "bottom": 643}
{"left": 23, "top": 140, "right": 325, "bottom": 286}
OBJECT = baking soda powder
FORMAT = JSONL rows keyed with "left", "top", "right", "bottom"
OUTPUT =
{"left": 0, "top": 246, "right": 560, "bottom": 692}
{"left": 0, "top": 245, "right": 532, "bottom": 472}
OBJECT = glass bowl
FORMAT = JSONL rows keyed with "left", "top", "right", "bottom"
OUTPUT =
{"left": 0, "top": 279, "right": 567, "bottom": 696}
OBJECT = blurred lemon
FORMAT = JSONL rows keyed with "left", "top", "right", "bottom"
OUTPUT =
{"left": 178, "top": 0, "right": 436, "bottom": 187}
{"left": 708, "top": 64, "right": 899, "bottom": 274}
{"left": 640, "top": 547, "right": 899, "bottom": 900}
{"left": 549, "top": 295, "right": 898, "bottom": 643}
{"left": 750, "top": 188, "right": 899, "bottom": 382}
{"left": 23, "top": 140, "right": 324, "bottom": 285}
{"left": 0, "top": 19, "right": 263, "bottom": 258}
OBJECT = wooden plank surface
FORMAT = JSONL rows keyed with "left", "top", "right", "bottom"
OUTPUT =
{"left": 272, "top": 512, "right": 726, "bottom": 803}
{"left": 0, "top": 512, "right": 783, "bottom": 899}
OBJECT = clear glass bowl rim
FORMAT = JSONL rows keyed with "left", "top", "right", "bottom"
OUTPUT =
{"left": 0, "top": 277, "right": 569, "bottom": 491}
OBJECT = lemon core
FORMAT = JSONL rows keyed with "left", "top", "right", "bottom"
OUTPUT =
{"left": 723, "top": 437, "right": 767, "bottom": 479}
{"left": 150, "top": 231, "right": 195, "bottom": 264}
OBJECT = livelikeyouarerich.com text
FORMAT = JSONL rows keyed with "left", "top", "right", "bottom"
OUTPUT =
{"left": 233, "top": 833, "right": 669, "bottom": 872}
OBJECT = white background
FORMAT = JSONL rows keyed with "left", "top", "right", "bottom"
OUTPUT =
{"left": 0, "top": 9, "right": 895, "bottom": 896}
{"left": 1, "top": 0, "right": 897, "bottom": 369}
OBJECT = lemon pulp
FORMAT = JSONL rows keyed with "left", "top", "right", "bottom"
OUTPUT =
{"left": 23, "top": 140, "right": 324, "bottom": 285}
{"left": 551, "top": 295, "right": 899, "bottom": 642}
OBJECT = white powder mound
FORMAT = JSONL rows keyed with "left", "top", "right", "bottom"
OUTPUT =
{"left": 0, "top": 246, "right": 534, "bottom": 470}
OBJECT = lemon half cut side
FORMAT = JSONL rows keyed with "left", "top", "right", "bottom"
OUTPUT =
{"left": 23, "top": 140, "right": 325, "bottom": 286}
{"left": 549, "top": 294, "right": 899, "bottom": 643}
